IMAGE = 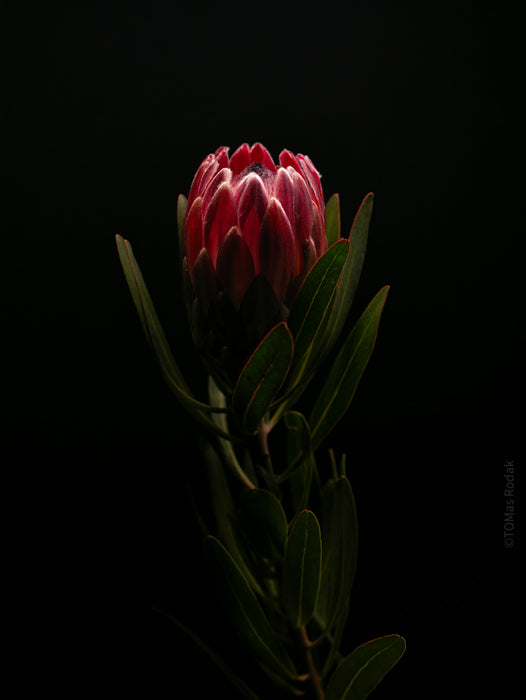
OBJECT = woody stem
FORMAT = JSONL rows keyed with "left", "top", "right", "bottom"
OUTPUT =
{"left": 299, "top": 626, "right": 325, "bottom": 700}
{"left": 258, "top": 419, "right": 275, "bottom": 480}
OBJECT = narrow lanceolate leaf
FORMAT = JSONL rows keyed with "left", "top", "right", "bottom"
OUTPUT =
{"left": 323, "top": 192, "right": 374, "bottom": 365}
{"left": 153, "top": 609, "right": 263, "bottom": 700}
{"left": 115, "top": 236, "right": 230, "bottom": 436}
{"left": 239, "top": 489, "right": 288, "bottom": 560}
{"left": 325, "top": 635, "right": 406, "bottom": 700}
{"left": 325, "top": 193, "right": 341, "bottom": 247}
{"left": 309, "top": 285, "right": 389, "bottom": 451}
{"left": 287, "top": 240, "right": 349, "bottom": 386}
{"left": 283, "top": 412, "right": 315, "bottom": 521}
{"left": 282, "top": 510, "right": 322, "bottom": 628}
{"left": 202, "top": 440, "right": 263, "bottom": 596}
{"left": 116, "top": 234, "right": 188, "bottom": 390}
{"left": 232, "top": 322, "right": 293, "bottom": 434}
{"left": 322, "top": 593, "right": 350, "bottom": 677}
{"left": 283, "top": 419, "right": 324, "bottom": 610}
{"left": 206, "top": 536, "right": 298, "bottom": 681}
{"left": 317, "top": 474, "right": 358, "bottom": 675}
{"left": 177, "top": 193, "right": 188, "bottom": 254}
{"left": 315, "top": 476, "right": 358, "bottom": 645}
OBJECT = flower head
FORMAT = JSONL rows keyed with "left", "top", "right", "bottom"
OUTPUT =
{"left": 182, "top": 143, "right": 327, "bottom": 386}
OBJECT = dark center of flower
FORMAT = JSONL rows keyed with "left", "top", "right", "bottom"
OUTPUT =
{"left": 244, "top": 161, "right": 270, "bottom": 179}
{"left": 241, "top": 161, "right": 272, "bottom": 182}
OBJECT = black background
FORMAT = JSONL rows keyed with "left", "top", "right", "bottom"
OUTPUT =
{"left": 3, "top": 1, "right": 523, "bottom": 698}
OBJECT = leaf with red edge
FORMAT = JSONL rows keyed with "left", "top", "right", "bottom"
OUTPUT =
{"left": 177, "top": 193, "right": 187, "bottom": 254}
{"left": 309, "top": 286, "right": 389, "bottom": 451}
{"left": 115, "top": 235, "right": 231, "bottom": 438}
{"left": 232, "top": 322, "right": 293, "bottom": 434}
{"left": 323, "top": 192, "right": 374, "bottom": 356}
{"left": 325, "top": 193, "right": 341, "bottom": 247}
{"left": 282, "top": 509, "right": 322, "bottom": 628}
{"left": 325, "top": 635, "right": 406, "bottom": 700}
{"left": 287, "top": 239, "right": 349, "bottom": 387}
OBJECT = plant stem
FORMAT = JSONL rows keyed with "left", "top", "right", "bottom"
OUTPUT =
{"left": 258, "top": 419, "right": 275, "bottom": 480}
{"left": 208, "top": 375, "right": 257, "bottom": 490}
{"left": 299, "top": 626, "right": 325, "bottom": 700}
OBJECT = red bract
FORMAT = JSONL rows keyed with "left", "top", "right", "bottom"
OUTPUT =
{"left": 182, "top": 142, "right": 328, "bottom": 386}
{"left": 183, "top": 143, "right": 326, "bottom": 306}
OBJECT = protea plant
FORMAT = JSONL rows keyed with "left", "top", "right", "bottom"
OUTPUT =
{"left": 181, "top": 143, "right": 329, "bottom": 388}
{"left": 115, "top": 143, "right": 405, "bottom": 700}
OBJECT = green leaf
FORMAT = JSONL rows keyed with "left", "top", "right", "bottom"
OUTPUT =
{"left": 153, "top": 608, "right": 263, "bottom": 700}
{"left": 239, "top": 489, "right": 288, "bottom": 560}
{"left": 115, "top": 235, "right": 230, "bottom": 436}
{"left": 309, "top": 286, "right": 389, "bottom": 451}
{"left": 202, "top": 440, "right": 263, "bottom": 595}
{"left": 323, "top": 193, "right": 374, "bottom": 357}
{"left": 116, "top": 235, "right": 188, "bottom": 391}
{"left": 282, "top": 510, "right": 322, "bottom": 628}
{"left": 177, "top": 193, "right": 188, "bottom": 255}
{"left": 315, "top": 476, "right": 358, "bottom": 644}
{"left": 325, "top": 193, "right": 341, "bottom": 246}
{"left": 325, "top": 635, "right": 406, "bottom": 700}
{"left": 321, "top": 594, "right": 350, "bottom": 677}
{"left": 206, "top": 536, "right": 299, "bottom": 681}
{"left": 283, "top": 411, "right": 315, "bottom": 519}
{"left": 232, "top": 322, "right": 293, "bottom": 434}
{"left": 287, "top": 240, "right": 350, "bottom": 386}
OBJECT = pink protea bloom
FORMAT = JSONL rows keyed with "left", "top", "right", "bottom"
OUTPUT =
{"left": 182, "top": 142, "right": 328, "bottom": 385}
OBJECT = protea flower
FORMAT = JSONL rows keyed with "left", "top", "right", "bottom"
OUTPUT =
{"left": 182, "top": 142, "right": 328, "bottom": 387}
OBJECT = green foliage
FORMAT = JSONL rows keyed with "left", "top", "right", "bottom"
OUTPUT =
{"left": 202, "top": 440, "right": 263, "bottom": 596}
{"left": 232, "top": 322, "right": 293, "bottom": 434}
{"left": 118, "top": 192, "right": 405, "bottom": 698}
{"left": 284, "top": 410, "right": 316, "bottom": 516}
{"left": 205, "top": 536, "right": 299, "bottom": 682}
{"left": 325, "top": 635, "right": 406, "bottom": 700}
{"left": 310, "top": 285, "right": 389, "bottom": 451}
{"left": 239, "top": 489, "right": 288, "bottom": 561}
{"left": 176, "top": 193, "right": 187, "bottom": 254}
{"left": 315, "top": 476, "right": 358, "bottom": 642}
{"left": 282, "top": 510, "right": 322, "bottom": 628}
{"left": 115, "top": 235, "right": 230, "bottom": 437}
{"left": 324, "top": 192, "right": 374, "bottom": 357}
{"left": 325, "top": 193, "right": 341, "bottom": 246}
{"left": 287, "top": 239, "right": 349, "bottom": 388}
